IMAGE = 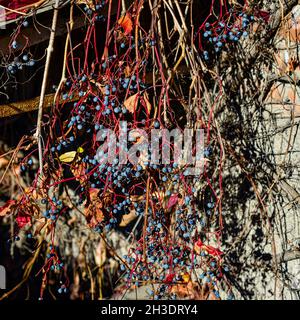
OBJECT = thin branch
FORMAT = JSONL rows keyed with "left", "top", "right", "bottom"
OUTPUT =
{"left": 34, "top": 0, "right": 60, "bottom": 187}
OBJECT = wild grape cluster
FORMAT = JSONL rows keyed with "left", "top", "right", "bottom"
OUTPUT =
{"left": 199, "top": 9, "right": 256, "bottom": 61}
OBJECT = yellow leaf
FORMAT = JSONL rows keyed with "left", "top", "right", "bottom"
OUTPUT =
{"left": 124, "top": 93, "right": 139, "bottom": 113}
{"left": 182, "top": 273, "right": 190, "bottom": 283}
{"left": 59, "top": 151, "right": 77, "bottom": 163}
{"left": 77, "top": 146, "right": 84, "bottom": 153}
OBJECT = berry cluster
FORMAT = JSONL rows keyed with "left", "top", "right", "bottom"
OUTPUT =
{"left": 197, "top": 4, "right": 256, "bottom": 61}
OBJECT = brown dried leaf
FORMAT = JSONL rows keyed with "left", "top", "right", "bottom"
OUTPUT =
{"left": 171, "top": 282, "right": 219, "bottom": 300}
{"left": 0, "top": 200, "right": 16, "bottom": 216}
{"left": 76, "top": 0, "right": 95, "bottom": 10}
{"left": 84, "top": 189, "right": 114, "bottom": 227}
{"left": 0, "top": 157, "right": 9, "bottom": 168}
{"left": 90, "top": 79, "right": 106, "bottom": 95}
{"left": 119, "top": 210, "right": 137, "bottom": 227}
{"left": 70, "top": 162, "right": 87, "bottom": 184}
{"left": 95, "top": 238, "right": 106, "bottom": 266}
{"left": 124, "top": 93, "right": 139, "bottom": 113}
{"left": 124, "top": 66, "right": 131, "bottom": 77}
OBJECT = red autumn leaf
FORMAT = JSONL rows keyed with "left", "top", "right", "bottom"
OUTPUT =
{"left": 118, "top": 13, "right": 133, "bottom": 34}
{"left": 16, "top": 213, "right": 31, "bottom": 228}
{"left": 167, "top": 194, "right": 178, "bottom": 209}
{"left": 195, "top": 240, "right": 223, "bottom": 257}
{"left": 0, "top": 200, "right": 16, "bottom": 216}
{"left": 256, "top": 10, "right": 270, "bottom": 23}
{"left": 164, "top": 273, "right": 175, "bottom": 283}
{"left": 0, "top": 0, "right": 40, "bottom": 20}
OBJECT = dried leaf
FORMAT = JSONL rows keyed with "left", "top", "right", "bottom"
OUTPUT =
{"left": 25, "top": 187, "right": 45, "bottom": 201}
{"left": 84, "top": 189, "right": 112, "bottom": 227}
{"left": 76, "top": 0, "right": 95, "bottom": 10}
{"left": 124, "top": 66, "right": 131, "bottom": 77}
{"left": 119, "top": 210, "right": 137, "bottom": 227}
{"left": 171, "top": 282, "right": 201, "bottom": 299}
{"left": 124, "top": 93, "right": 139, "bottom": 113}
{"left": 95, "top": 238, "right": 106, "bottom": 266}
{"left": 59, "top": 151, "right": 77, "bottom": 163}
{"left": 118, "top": 13, "right": 133, "bottom": 34}
{"left": 0, "top": 200, "right": 16, "bottom": 216}
{"left": 182, "top": 273, "right": 190, "bottom": 283}
{"left": 0, "top": 157, "right": 9, "bottom": 168}
{"left": 71, "top": 162, "right": 87, "bottom": 184}
{"left": 90, "top": 79, "right": 106, "bottom": 95}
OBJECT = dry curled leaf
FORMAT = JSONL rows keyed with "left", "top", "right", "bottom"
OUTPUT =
{"left": 124, "top": 65, "right": 131, "bottom": 77}
{"left": 119, "top": 209, "right": 137, "bottom": 227}
{"left": 124, "top": 93, "right": 139, "bottom": 113}
{"left": 76, "top": 0, "right": 95, "bottom": 10}
{"left": 171, "top": 281, "right": 219, "bottom": 300}
{"left": 171, "top": 282, "right": 202, "bottom": 300}
{"left": 0, "top": 200, "right": 16, "bottom": 216}
{"left": 84, "top": 188, "right": 104, "bottom": 227}
{"left": 0, "top": 157, "right": 9, "bottom": 169}
{"left": 59, "top": 151, "right": 77, "bottom": 163}
{"left": 70, "top": 162, "right": 87, "bottom": 184}
{"left": 95, "top": 238, "right": 106, "bottom": 266}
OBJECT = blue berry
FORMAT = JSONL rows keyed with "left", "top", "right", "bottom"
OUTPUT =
{"left": 12, "top": 40, "right": 18, "bottom": 49}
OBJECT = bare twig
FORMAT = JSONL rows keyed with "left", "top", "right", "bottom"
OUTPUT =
{"left": 34, "top": 0, "right": 60, "bottom": 187}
